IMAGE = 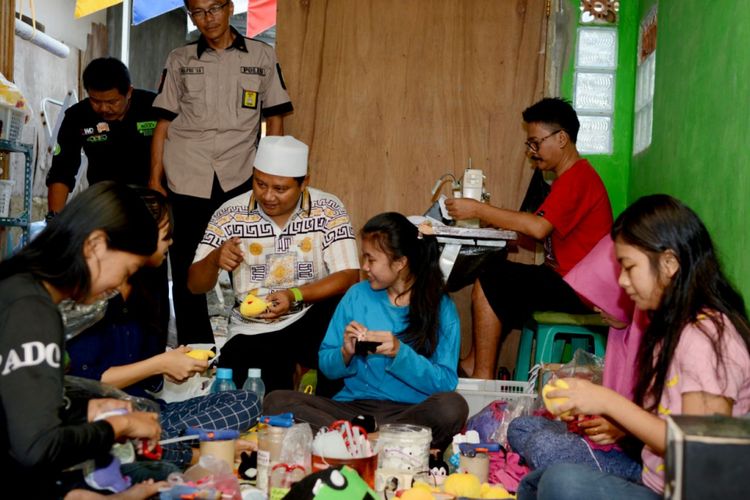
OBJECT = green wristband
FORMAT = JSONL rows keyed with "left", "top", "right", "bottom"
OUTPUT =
{"left": 290, "top": 287, "right": 303, "bottom": 303}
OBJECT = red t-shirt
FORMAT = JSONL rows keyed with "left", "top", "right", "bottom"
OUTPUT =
{"left": 536, "top": 159, "right": 612, "bottom": 275}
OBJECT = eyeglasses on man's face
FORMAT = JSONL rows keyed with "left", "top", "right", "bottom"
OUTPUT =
{"left": 524, "top": 129, "right": 562, "bottom": 153}
{"left": 188, "top": 0, "right": 230, "bottom": 21}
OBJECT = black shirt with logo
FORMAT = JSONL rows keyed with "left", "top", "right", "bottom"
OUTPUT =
{"left": 0, "top": 272, "right": 114, "bottom": 497}
{"left": 46, "top": 89, "right": 158, "bottom": 190}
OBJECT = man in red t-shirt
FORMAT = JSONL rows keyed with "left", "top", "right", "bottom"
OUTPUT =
{"left": 446, "top": 97, "right": 612, "bottom": 379}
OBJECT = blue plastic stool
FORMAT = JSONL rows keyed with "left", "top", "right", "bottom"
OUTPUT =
{"left": 513, "top": 311, "right": 608, "bottom": 381}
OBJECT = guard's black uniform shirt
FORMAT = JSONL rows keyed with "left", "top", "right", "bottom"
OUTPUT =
{"left": 46, "top": 89, "right": 158, "bottom": 190}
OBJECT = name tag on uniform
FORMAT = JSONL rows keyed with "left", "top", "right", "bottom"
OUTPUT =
{"left": 242, "top": 89, "right": 258, "bottom": 109}
{"left": 180, "top": 66, "right": 204, "bottom": 74}
{"left": 241, "top": 66, "right": 266, "bottom": 76}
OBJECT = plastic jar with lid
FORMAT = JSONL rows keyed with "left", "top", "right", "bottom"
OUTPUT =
{"left": 374, "top": 424, "right": 432, "bottom": 494}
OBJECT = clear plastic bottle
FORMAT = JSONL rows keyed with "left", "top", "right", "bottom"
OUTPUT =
{"left": 242, "top": 368, "right": 266, "bottom": 410}
{"left": 210, "top": 367, "right": 237, "bottom": 393}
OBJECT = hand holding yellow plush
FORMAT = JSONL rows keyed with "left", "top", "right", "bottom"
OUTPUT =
{"left": 542, "top": 378, "right": 571, "bottom": 417}
{"left": 186, "top": 349, "right": 215, "bottom": 361}
{"left": 240, "top": 292, "right": 269, "bottom": 317}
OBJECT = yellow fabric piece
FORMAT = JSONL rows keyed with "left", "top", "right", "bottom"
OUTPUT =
{"left": 75, "top": 0, "right": 122, "bottom": 18}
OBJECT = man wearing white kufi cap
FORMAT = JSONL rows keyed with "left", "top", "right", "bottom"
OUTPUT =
{"left": 189, "top": 136, "right": 360, "bottom": 395}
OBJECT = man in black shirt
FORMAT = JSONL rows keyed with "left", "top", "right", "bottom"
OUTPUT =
{"left": 46, "top": 57, "right": 158, "bottom": 217}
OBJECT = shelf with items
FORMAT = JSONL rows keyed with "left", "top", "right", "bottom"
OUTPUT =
{"left": 0, "top": 139, "right": 34, "bottom": 251}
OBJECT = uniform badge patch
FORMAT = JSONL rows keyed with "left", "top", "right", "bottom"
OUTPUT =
{"left": 242, "top": 89, "right": 258, "bottom": 109}
{"left": 241, "top": 66, "right": 266, "bottom": 76}
{"left": 137, "top": 120, "right": 157, "bottom": 136}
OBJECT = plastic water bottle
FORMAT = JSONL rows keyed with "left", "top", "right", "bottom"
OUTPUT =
{"left": 211, "top": 368, "right": 237, "bottom": 393}
{"left": 242, "top": 368, "right": 266, "bottom": 410}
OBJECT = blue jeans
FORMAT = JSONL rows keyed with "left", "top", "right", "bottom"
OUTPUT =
{"left": 508, "top": 416, "right": 642, "bottom": 482}
{"left": 518, "top": 463, "right": 660, "bottom": 500}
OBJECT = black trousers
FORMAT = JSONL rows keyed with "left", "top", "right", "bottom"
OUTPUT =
{"left": 264, "top": 391, "right": 469, "bottom": 451}
{"left": 168, "top": 175, "right": 253, "bottom": 345}
{"left": 218, "top": 295, "right": 345, "bottom": 398}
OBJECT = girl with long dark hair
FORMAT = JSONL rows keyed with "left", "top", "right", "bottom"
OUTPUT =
{"left": 264, "top": 212, "right": 468, "bottom": 449}
{"left": 0, "top": 182, "right": 163, "bottom": 498}
{"left": 517, "top": 194, "right": 750, "bottom": 499}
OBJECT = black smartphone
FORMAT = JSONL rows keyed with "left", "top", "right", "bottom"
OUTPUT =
{"left": 354, "top": 339, "right": 382, "bottom": 356}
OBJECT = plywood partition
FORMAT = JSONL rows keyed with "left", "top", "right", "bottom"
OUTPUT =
{"left": 276, "top": 0, "right": 549, "bottom": 233}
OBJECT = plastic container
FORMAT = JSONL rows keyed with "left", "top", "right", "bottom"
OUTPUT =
{"left": 456, "top": 377, "right": 537, "bottom": 417}
{"left": 0, "top": 179, "right": 13, "bottom": 218}
{"left": 0, "top": 104, "right": 24, "bottom": 142}
{"left": 312, "top": 453, "right": 378, "bottom": 488}
{"left": 242, "top": 368, "right": 265, "bottom": 410}
{"left": 374, "top": 424, "right": 431, "bottom": 494}
{"left": 210, "top": 368, "right": 236, "bottom": 393}
{"left": 256, "top": 425, "right": 287, "bottom": 494}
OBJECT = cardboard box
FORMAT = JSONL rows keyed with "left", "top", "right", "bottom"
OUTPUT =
{"left": 665, "top": 414, "right": 750, "bottom": 500}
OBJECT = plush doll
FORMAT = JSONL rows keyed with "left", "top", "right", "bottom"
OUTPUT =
{"left": 443, "top": 472, "right": 482, "bottom": 497}
{"left": 284, "top": 465, "right": 378, "bottom": 500}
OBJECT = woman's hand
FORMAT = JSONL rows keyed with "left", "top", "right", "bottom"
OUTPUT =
{"left": 87, "top": 398, "right": 132, "bottom": 422}
{"left": 341, "top": 321, "right": 367, "bottom": 365}
{"left": 343, "top": 321, "right": 367, "bottom": 357}
{"left": 367, "top": 330, "right": 400, "bottom": 357}
{"left": 576, "top": 415, "right": 625, "bottom": 445}
{"left": 548, "top": 378, "right": 618, "bottom": 418}
{"left": 159, "top": 347, "right": 209, "bottom": 382}
{"left": 106, "top": 411, "right": 161, "bottom": 445}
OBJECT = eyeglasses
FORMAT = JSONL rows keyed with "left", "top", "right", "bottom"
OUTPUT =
{"left": 188, "top": 0, "right": 229, "bottom": 21}
{"left": 525, "top": 129, "right": 562, "bottom": 153}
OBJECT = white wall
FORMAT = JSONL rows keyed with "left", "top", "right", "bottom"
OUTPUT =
{"left": 15, "top": 0, "right": 106, "bottom": 51}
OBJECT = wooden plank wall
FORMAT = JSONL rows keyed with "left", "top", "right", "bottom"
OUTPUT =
{"left": 276, "top": 0, "right": 548, "bottom": 234}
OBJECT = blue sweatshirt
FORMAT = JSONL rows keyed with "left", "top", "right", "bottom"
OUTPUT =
{"left": 319, "top": 281, "right": 460, "bottom": 404}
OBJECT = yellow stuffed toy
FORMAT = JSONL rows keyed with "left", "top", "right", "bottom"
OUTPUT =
{"left": 239, "top": 292, "right": 269, "bottom": 317}
{"left": 443, "top": 472, "right": 482, "bottom": 498}
{"left": 542, "top": 378, "right": 571, "bottom": 417}
{"left": 480, "top": 482, "right": 514, "bottom": 498}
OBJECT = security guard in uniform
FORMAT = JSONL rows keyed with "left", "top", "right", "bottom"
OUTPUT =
{"left": 150, "top": 0, "right": 293, "bottom": 344}
{"left": 46, "top": 57, "right": 158, "bottom": 217}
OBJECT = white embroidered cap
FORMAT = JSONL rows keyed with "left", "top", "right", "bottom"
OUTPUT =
{"left": 254, "top": 135, "right": 309, "bottom": 177}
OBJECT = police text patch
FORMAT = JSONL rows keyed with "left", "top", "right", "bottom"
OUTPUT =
{"left": 241, "top": 66, "right": 266, "bottom": 76}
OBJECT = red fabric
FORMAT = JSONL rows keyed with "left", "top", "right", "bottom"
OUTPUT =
{"left": 247, "top": 0, "right": 276, "bottom": 38}
{"left": 536, "top": 159, "right": 612, "bottom": 275}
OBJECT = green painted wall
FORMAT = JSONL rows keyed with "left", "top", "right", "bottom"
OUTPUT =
{"left": 559, "top": 0, "right": 639, "bottom": 217}
{"left": 630, "top": 1, "right": 750, "bottom": 307}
